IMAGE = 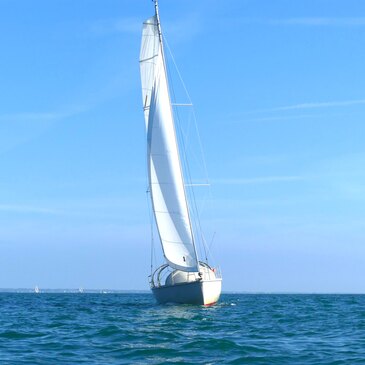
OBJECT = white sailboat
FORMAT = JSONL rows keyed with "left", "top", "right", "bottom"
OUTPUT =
{"left": 140, "top": 0, "right": 222, "bottom": 305}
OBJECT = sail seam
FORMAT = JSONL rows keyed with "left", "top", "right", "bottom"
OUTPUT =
{"left": 139, "top": 54, "right": 159, "bottom": 63}
{"left": 154, "top": 211, "right": 188, "bottom": 215}
{"left": 162, "top": 239, "right": 195, "bottom": 245}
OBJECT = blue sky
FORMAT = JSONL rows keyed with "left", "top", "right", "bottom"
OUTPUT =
{"left": 1, "top": 0, "right": 365, "bottom": 292}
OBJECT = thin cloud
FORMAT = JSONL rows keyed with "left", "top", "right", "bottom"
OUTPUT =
{"left": 234, "top": 17, "right": 365, "bottom": 27}
{"left": 163, "top": 14, "right": 201, "bottom": 42}
{"left": 91, "top": 14, "right": 201, "bottom": 42}
{"left": 270, "top": 17, "right": 365, "bottom": 26}
{"left": 0, "top": 204, "right": 61, "bottom": 215}
{"left": 91, "top": 17, "right": 141, "bottom": 35}
{"left": 272, "top": 99, "right": 365, "bottom": 112}
{"left": 237, "top": 98, "right": 365, "bottom": 116}
{"left": 242, "top": 114, "right": 319, "bottom": 123}
{"left": 0, "top": 105, "right": 89, "bottom": 123}
{"left": 0, "top": 111, "right": 66, "bottom": 122}
{"left": 213, "top": 176, "right": 304, "bottom": 185}
{"left": 0, "top": 105, "right": 91, "bottom": 155}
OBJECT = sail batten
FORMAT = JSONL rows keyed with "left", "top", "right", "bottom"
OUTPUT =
{"left": 140, "top": 12, "right": 198, "bottom": 273}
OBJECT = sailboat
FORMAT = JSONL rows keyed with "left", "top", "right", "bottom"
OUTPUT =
{"left": 139, "top": 0, "right": 222, "bottom": 305}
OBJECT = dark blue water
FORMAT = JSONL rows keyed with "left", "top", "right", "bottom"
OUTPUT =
{"left": 1, "top": 293, "right": 365, "bottom": 364}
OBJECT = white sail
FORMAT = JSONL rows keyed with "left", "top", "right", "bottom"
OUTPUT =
{"left": 140, "top": 14, "right": 199, "bottom": 272}
{"left": 140, "top": 16, "right": 160, "bottom": 127}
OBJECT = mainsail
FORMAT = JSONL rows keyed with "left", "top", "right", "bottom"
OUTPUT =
{"left": 140, "top": 16, "right": 160, "bottom": 127}
{"left": 140, "top": 14, "right": 199, "bottom": 272}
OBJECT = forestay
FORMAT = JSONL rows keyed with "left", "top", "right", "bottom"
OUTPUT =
{"left": 140, "top": 15, "right": 199, "bottom": 272}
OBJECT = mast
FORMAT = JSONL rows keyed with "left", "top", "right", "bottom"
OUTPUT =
{"left": 154, "top": 0, "right": 162, "bottom": 45}
{"left": 140, "top": 1, "right": 200, "bottom": 272}
{"left": 152, "top": 0, "right": 200, "bottom": 269}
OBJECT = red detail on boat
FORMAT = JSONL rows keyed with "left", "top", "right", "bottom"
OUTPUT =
{"left": 204, "top": 301, "right": 217, "bottom": 307}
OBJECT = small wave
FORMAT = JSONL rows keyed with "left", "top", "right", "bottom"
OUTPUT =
{"left": 0, "top": 330, "right": 44, "bottom": 340}
{"left": 1, "top": 293, "right": 365, "bottom": 364}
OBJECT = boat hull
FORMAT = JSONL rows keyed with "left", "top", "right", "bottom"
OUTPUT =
{"left": 152, "top": 279, "right": 222, "bottom": 305}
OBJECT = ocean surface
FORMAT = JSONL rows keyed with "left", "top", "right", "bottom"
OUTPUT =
{"left": 1, "top": 293, "right": 365, "bottom": 364}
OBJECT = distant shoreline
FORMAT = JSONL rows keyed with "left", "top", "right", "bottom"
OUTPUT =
{"left": 0, "top": 289, "right": 364, "bottom": 295}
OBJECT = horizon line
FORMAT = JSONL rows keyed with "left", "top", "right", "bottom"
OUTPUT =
{"left": 0, "top": 289, "right": 364, "bottom": 295}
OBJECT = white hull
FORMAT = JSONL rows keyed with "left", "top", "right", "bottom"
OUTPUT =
{"left": 152, "top": 279, "right": 222, "bottom": 305}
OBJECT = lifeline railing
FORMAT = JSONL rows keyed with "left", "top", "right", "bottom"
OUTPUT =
{"left": 149, "top": 261, "right": 222, "bottom": 288}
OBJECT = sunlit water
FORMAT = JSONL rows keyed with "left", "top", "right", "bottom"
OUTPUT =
{"left": 0, "top": 293, "right": 365, "bottom": 364}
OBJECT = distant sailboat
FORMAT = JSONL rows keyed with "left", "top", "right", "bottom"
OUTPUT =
{"left": 34, "top": 286, "right": 40, "bottom": 294}
{"left": 140, "top": 0, "right": 222, "bottom": 305}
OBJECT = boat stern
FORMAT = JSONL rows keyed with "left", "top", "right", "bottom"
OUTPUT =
{"left": 201, "top": 278, "right": 222, "bottom": 305}
{"left": 150, "top": 262, "right": 222, "bottom": 305}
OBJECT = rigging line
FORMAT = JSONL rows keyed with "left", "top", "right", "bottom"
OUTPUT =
{"left": 163, "top": 36, "right": 211, "bottom": 264}
{"left": 175, "top": 111, "right": 210, "bottom": 187}
{"left": 207, "top": 232, "right": 219, "bottom": 269}
{"left": 169, "top": 77, "right": 207, "bottom": 263}
{"left": 146, "top": 189, "right": 155, "bottom": 275}
{"left": 164, "top": 45, "right": 204, "bottom": 263}
{"left": 201, "top": 235, "right": 209, "bottom": 263}
{"left": 164, "top": 38, "right": 212, "bottom": 262}
{"left": 164, "top": 36, "right": 211, "bottom": 184}
{"left": 162, "top": 69, "right": 203, "bottom": 184}
{"left": 208, "top": 231, "right": 216, "bottom": 251}
{"left": 159, "top": 29, "right": 200, "bottom": 268}
{"left": 163, "top": 36, "right": 193, "bottom": 104}
{"left": 163, "top": 36, "right": 195, "bottom": 150}
{"left": 164, "top": 34, "right": 212, "bottom": 207}
{"left": 189, "top": 110, "right": 215, "bottom": 253}
{"left": 177, "top": 109, "right": 199, "bottom": 173}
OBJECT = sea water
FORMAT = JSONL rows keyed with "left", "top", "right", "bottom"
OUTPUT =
{"left": 0, "top": 293, "right": 365, "bottom": 364}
